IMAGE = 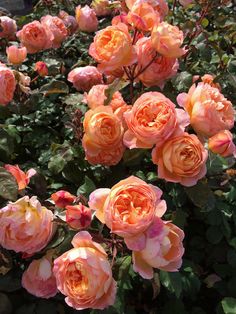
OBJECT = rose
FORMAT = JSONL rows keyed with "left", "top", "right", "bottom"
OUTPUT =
{"left": 0, "top": 16, "right": 17, "bottom": 39}
{"left": 75, "top": 5, "right": 98, "bottom": 33}
{"left": 89, "top": 23, "right": 136, "bottom": 73}
{"left": 151, "top": 22, "right": 186, "bottom": 58}
{"left": 22, "top": 254, "right": 57, "bottom": 298}
{"left": 152, "top": 132, "right": 208, "bottom": 186}
{"left": 112, "top": 13, "right": 129, "bottom": 26}
{"left": 6, "top": 46, "right": 27, "bottom": 65}
{"left": 91, "top": 0, "right": 112, "bottom": 16}
{"left": 82, "top": 106, "right": 125, "bottom": 166}
{"left": 41, "top": 15, "right": 68, "bottom": 48}
{"left": 88, "top": 176, "right": 167, "bottom": 250}
{"left": 208, "top": 130, "right": 236, "bottom": 157}
{"left": 35, "top": 61, "right": 48, "bottom": 77}
{"left": 53, "top": 231, "right": 116, "bottom": 310}
{"left": 123, "top": 91, "right": 189, "bottom": 149}
{"left": 4, "top": 164, "right": 36, "bottom": 190}
{"left": 0, "top": 196, "right": 53, "bottom": 254}
{"left": 59, "top": 12, "right": 78, "bottom": 35}
{"left": 132, "top": 218, "right": 184, "bottom": 279}
{"left": 177, "top": 82, "right": 235, "bottom": 137}
{"left": 66, "top": 204, "right": 92, "bottom": 229}
{"left": 51, "top": 190, "right": 76, "bottom": 208}
{"left": 127, "top": 1, "right": 160, "bottom": 32}
{"left": 135, "top": 37, "right": 178, "bottom": 88}
{"left": 0, "top": 63, "right": 16, "bottom": 106}
{"left": 17, "top": 21, "right": 53, "bottom": 54}
{"left": 125, "top": 0, "right": 169, "bottom": 21}
{"left": 68, "top": 66, "right": 103, "bottom": 92}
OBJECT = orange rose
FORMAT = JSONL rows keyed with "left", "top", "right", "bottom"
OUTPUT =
{"left": 89, "top": 23, "right": 136, "bottom": 72}
{"left": 127, "top": 1, "right": 160, "bottom": 32}
{"left": 4, "top": 164, "right": 36, "bottom": 190}
{"left": 123, "top": 92, "right": 189, "bottom": 149}
{"left": 135, "top": 37, "right": 178, "bottom": 88}
{"left": 88, "top": 176, "right": 167, "bottom": 250}
{"left": 133, "top": 219, "right": 184, "bottom": 279}
{"left": 53, "top": 231, "right": 116, "bottom": 310}
{"left": 35, "top": 61, "right": 48, "bottom": 77}
{"left": 125, "top": 0, "right": 168, "bottom": 21}
{"left": 0, "top": 63, "right": 16, "bottom": 105}
{"left": 6, "top": 46, "right": 27, "bottom": 65}
{"left": 208, "top": 130, "right": 236, "bottom": 157}
{"left": 82, "top": 106, "right": 125, "bottom": 166}
{"left": 152, "top": 132, "right": 208, "bottom": 186}
{"left": 17, "top": 21, "right": 53, "bottom": 54}
{"left": 41, "top": 15, "right": 68, "bottom": 48}
{"left": 151, "top": 22, "right": 186, "bottom": 58}
{"left": 66, "top": 204, "right": 92, "bottom": 229}
{"left": 51, "top": 190, "right": 76, "bottom": 208}
{"left": 177, "top": 82, "right": 235, "bottom": 137}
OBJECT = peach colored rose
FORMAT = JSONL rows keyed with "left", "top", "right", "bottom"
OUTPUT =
{"left": 0, "top": 16, "right": 17, "bottom": 39}
{"left": 68, "top": 66, "right": 103, "bottom": 92}
{"left": 112, "top": 13, "right": 129, "bottom": 26}
{"left": 152, "top": 132, "right": 208, "bottom": 186}
{"left": 127, "top": 1, "right": 160, "bottom": 32}
{"left": 151, "top": 22, "right": 186, "bottom": 58}
{"left": 133, "top": 219, "right": 184, "bottom": 279}
{"left": 35, "top": 61, "right": 48, "bottom": 77}
{"left": 66, "top": 204, "right": 92, "bottom": 229}
{"left": 17, "top": 21, "right": 53, "bottom": 54}
{"left": 91, "top": 0, "right": 112, "bottom": 16}
{"left": 51, "top": 190, "right": 76, "bottom": 208}
{"left": 89, "top": 23, "right": 136, "bottom": 73}
{"left": 123, "top": 92, "right": 189, "bottom": 149}
{"left": 208, "top": 130, "right": 236, "bottom": 157}
{"left": 41, "top": 15, "right": 68, "bottom": 48}
{"left": 0, "top": 63, "right": 16, "bottom": 106}
{"left": 0, "top": 196, "right": 53, "bottom": 254}
{"left": 4, "top": 164, "right": 36, "bottom": 190}
{"left": 6, "top": 46, "right": 27, "bottom": 65}
{"left": 22, "top": 254, "right": 57, "bottom": 298}
{"left": 201, "top": 74, "right": 220, "bottom": 89}
{"left": 135, "top": 37, "right": 178, "bottom": 88}
{"left": 125, "top": 0, "right": 168, "bottom": 21}
{"left": 177, "top": 82, "right": 235, "bottom": 137}
{"left": 75, "top": 5, "right": 98, "bottom": 33}
{"left": 88, "top": 176, "right": 167, "bottom": 250}
{"left": 53, "top": 231, "right": 116, "bottom": 310}
{"left": 82, "top": 106, "right": 125, "bottom": 166}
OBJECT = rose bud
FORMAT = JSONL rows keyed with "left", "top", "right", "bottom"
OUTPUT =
{"left": 75, "top": 5, "right": 98, "bottom": 33}
{"left": 208, "top": 130, "right": 236, "bottom": 158}
{"left": 66, "top": 204, "right": 92, "bottom": 229}
{"left": 4, "top": 164, "right": 36, "bottom": 190}
{"left": 35, "top": 61, "right": 48, "bottom": 77}
{"left": 6, "top": 46, "right": 27, "bottom": 65}
{"left": 51, "top": 190, "right": 76, "bottom": 208}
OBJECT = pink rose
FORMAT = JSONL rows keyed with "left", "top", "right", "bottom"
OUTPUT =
{"left": 68, "top": 66, "right": 103, "bottom": 92}
{"left": 53, "top": 231, "right": 116, "bottom": 310}
{"left": 6, "top": 46, "right": 27, "bottom": 65}
{"left": 17, "top": 21, "right": 53, "bottom": 54}
{"left": 133, "top": 218, "right": 184, "bottom": 279}
{"left": 4, "top": 164, "right": 36, "bottom": 190}
{"left": 88, "top": 176, "right": 167, "bottom": 250}
{"left": 0, "top": 63, "right": 16, "bottom": 106}
{"left": 177, "top": 82, "right": 235, "bottom": 137}
{"left": 208, "top": 130, "right": 236, "bottom": 157}
{"left": 51, "top": 190, "right": 76, "bottom": 208}
{"left": 0, "top": 196, "right": 53, "bottom": 254}
{"left": 152, "top": 132, "right": 208, "bottom": 186}
{"left": 41, "top": 15, "right": 68, "bottom": 48}
{"left": 66, "top": 203, "right": 92, "bottom": 229}
{"left": 0, "top": 16, "right": 17, "bottom": 39}
{"left": 135, "top": 37, "right": 178, "bottom": 88}
{"left": 75, "top": 5, "right": 98, "bottom": 33}
{"left": 22, "top": 254, "right": 57, "bottom": 298}
{"left": 59, "top": 12, "right": 78, "bottom": 35}
{"left": 151, "top": 22, "right": 186, "bottom": 58}
{"left": 123, "top": 91, "right": 189, "bottom": 149}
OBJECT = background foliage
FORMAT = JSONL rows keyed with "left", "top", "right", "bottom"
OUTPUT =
{"left": 0, "top": 0, "right": 236, "bottom": 313}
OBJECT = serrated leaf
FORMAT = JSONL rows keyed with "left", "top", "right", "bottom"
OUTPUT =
{"left": 104, "top": 79, "right": 129, "bottom": 106}
{"left": 40, "top": 80, "right": 69, "bottom": 96}
{"left": 221, "top": 297, "right": 236, "bottom": 314}
{"left": 0, "top": 167, "right": 18, "bottom": 201}
{"left": 77, "top": 176, "right": 96, "bottom": 197}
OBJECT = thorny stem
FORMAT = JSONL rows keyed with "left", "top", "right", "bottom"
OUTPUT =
{"left": 133, "top": 52, "right": 158, "bottom": 79}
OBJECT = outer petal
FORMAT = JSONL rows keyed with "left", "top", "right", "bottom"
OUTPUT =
{"left": 88, "top": 188, "right": 110, "bottom": 223}
{"left": 132, "top": 251, "right": 154, "bottom": 279}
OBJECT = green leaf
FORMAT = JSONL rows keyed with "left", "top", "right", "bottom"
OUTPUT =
{"left": 104, "top": 78, "right": 129, "bottom": 106}
{"left": 0, "top": 167, "right": 18, "bottom": 201}
{"left": 77, "top": 176, "right": 96, "bottom": 197}
{"left": 160, "top": 271, "right": 182, "bottom": 298}
{"left": 206, "top": 226, "right": 223, "bottom": 244}
{"left": 40, "top": 80, "right": 69, "bottom": 96}
{"left": 221, "top": 297, "right": 236, "bottom": 314}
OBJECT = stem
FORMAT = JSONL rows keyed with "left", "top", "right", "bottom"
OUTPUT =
{"left": 134, "top": 52, "right": 158, "bottom": 79}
